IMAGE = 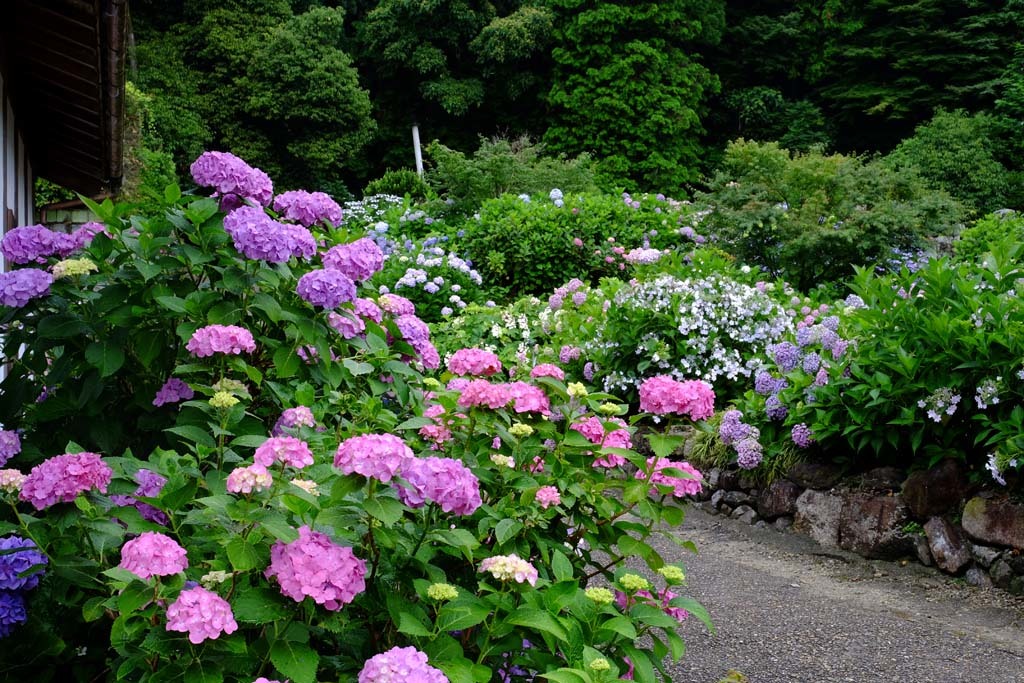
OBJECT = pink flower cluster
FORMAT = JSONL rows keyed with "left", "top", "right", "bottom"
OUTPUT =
{"left": 377, "top": 293, "right": 416, "bottom": 316}
{"left": 457, "top": 380, "right": 511, "bottom": 410}
{"left": 119, "top": 532, "right": 189, "bottom": 580}
{"left": 638, "top": 376, "right": 715, "bottom": 420}
{"left": 358, "top": 646, "right": 448, "bottom": 683}
{"left": 255, "top": 436, "right": 314, "bottom": 469}
{"left": 186, "top": 324, "right": 256, "bottom": 357}
{"left": 165, "top": 585, "right": 238, "bottom": 644}
{"left": 111, "top": 469, "right": 169, "bottom": 525}
{"left": 508, "top": 382, "right": 550, "bottom": 414}
{"left": 535, "top": 486, "right": 560, "bottom": 509}
{"left": 448, "top": 348, "right": 503, "bottom": 377}
{"left": 571, "top": 416, "right": 632, "bottom": 468}
{"left": 334, "top": 434, "right": 413, "bottom": 482}
{"left": 0, "top": 430, "right": 21, "bottom": 467}
{"left": 479, "top": 554, "right": 538, "bottom": 586}
{"left": 19, "top": 452, "right": 112, "bottom": 510}
{"left": 616, "top": 587, "right": 688, "bottom": 623}
{"left": 530, "top": 364, "right": 565, "bottom": 381}
{"left": 190, "top": 151, "right": 273, "bottom": 207}
{"left": 296, "top": 268, "right": 356, "bottom": 309}
{"left": 152, "top": 378, "right": 194, "bottom": 407}
{"left": 272, "top": 406, "right": 316, "bottom": 436}
{"left": 328, "top": 310, "right": 364, "bottom": 339}
{"left": 223, "top": 205, "right": 317, "bottom": 262}
{"left": 265, "top": 526, "right": 366, "bottom": 610}
{"left": 419, "top": 404, "right": 453, "bottom": 448}
{"left": 397, "top": 457, "right": 482, "bottom": 515}
{"left": 322, "top": 238, "right": 385, "bottom": 281}
{"left": 273, "top": 190, "right": 343, "bottom": 226}
{"left": 637, "top": 458, "right": 702, "bottom": 498}
{"left": 226, "top": 464, "right": 273, "bottom": 494}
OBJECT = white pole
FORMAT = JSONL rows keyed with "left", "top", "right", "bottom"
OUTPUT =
{"left": 412, "top": 124, "right": 424, "bottom": 177}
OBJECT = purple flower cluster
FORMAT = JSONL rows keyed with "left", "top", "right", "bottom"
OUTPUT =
{"left": 1, "top": 224, "right": 101, "bottom": 264}
{"left": 359, "top": 646, "right": 447, "bottom": 683}
{"left": 153, "top": 378, "right": 194, "bottom": 407}
{"left": 559, "top": 345, "right": 582, "bottom": 363}
{"left": 19, "top": 452, "right": 112, "bottom": 510}
{"left": 0, "top": 431, "right": 21, "bottom": 467}
{"left": 186, "top": 325, "right": 256, "bottom": 357}
{"left": 265, "top": 525, "right": 366, "bottom": 610}
{"left": 0, "top": 591, "right": 27, "bottom": 638}
{"left": 110, "top": 469, "right": 169, "bottom": 525}
{"left": 272, "top": 406, "right": 316, "bottom": 436}
{"left": 296, "top": 269, "right": 356, "bottom": 309}
{"left": 322, "top": 238, "right": 384, "bottom": 281}
{"left": 753, "top": 370, "right": 787, "bottom": 397}
{"left": 770, "top": 342, "right": 801, "bottom": 372}
{"left": 190, "top": 151, "right": 273, "bottom": 207}
{"left": 273, "top": 190, "right": 342, "bottom": 226}
{"left": 718, "top": 410, "right": 763, "bottom": 469}
{"left": 393, "top": 314, "right": 440, "bottom": 369}
{"left": 165, "top": 585, "right": 238, "bottom": 644}
{"left": 548, "top": 279, "right": 587, "bottom": 311}
{"left": 223, "top": 206, "right": 317, "bottom": 262}
{"left": 397, "top": 456, "right": 482, "bottom": 515}
{"left": 765, "top": 394, "right": 788, "bottom": 421}
{"left": 0, "top": 269, "right": 53, "bottom": 307}
{"left": 792, "top": 423, "right": 815, "bottom": 448}
{"left": 334, "top": 434, "right": 414, "bottom": 482}
{"left": 378, "top": 293, "right": 416, "bottom": 316}
{"left": 0, "top": 536, "right": 47, "bottom": 591}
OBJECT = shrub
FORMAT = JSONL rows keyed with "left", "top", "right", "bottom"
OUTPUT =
{"left": 699, "top": 139, "right": 965, "bottom": 290}
{"left": 954, "top": 210, "right": 1024, "bottom": 264}
{"left": 364, "top": 168, "right": 433, "bottom": 201}
{"left": 0, "top": 153, "right": 712, "bottom": 680}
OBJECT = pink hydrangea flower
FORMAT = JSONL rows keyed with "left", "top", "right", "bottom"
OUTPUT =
{"left": 397, "top": 457, "right": 482, "bottom": 515}
{"left": 507, "top": 382, "right": 551, "bottom": 415}
{"left": 334, "top": 434, "right": 413, "bottom": 482}
{"left": 165, "top": 585, "right": 238, "bottom": 644}
{"left": 0, "top": 469, "right": 27, "bottom": 493}
{"left": 19, "top": 452, "right": 112, "bottom": 510}
{"left": 190, "top": 151, "right": 272, "bottom": 207}
{"left": 328, "top": 310, "right": 365, "bottom": 339}
{"left": 615, "top": 587, "right": 688, "bottom": 622}
{"left": 638, "top": 376, "right": 715, "bottom": 420}
{"left": 536, "top": 486, "right": 560, "bottom": 509}
{"left": 322, "top": 238, "right": 385, "bottom": 281}
{"left": 636, "top": 458, "right": 702, "bottom": 497}
{"left": 527, "top": 455, "right": 545, "bottom": 474}
{"left": 571, "top": 416, "right": 632, "bottom": 468}
{"left": 479, "top": 554, "right": 538, "bottom": 586}
{"left": 530, "top": 364, "right": 565, "bottom": 381}
{"left": 226, "top": 464, "right": 273, "bottom": 494}
{"left": 186, "top": 325, "right": 256, "bottom": 358}
{"left": 377, "top": 293, "right": 416, "bottom": 316}
{"left": 273, "top": 406, "right": 316, "bottom": 436}
{"left": 359, "top": 646, "right": 447, "bottom": 683}
{"left": 457, "top": 380, "right": 512, "bottom": 410}
{"left": 419, "top": 404, "right": 453, "bottom": 448}
{"left": 254, "top": 436, "right": 314, "bottom": 469}
{"left": 354, "top": 297, "right": 384, "bottom": 323}
{"left": 448, "top": 348, "right": 503, "bottom": 377}
{"left": 119, "top": 532, "right": 189, "bottom": 580}
{"left": 253, "top": 679, "right": 284, "bottom": 683}
{"left": 265, "top": 526, "right": 366, "bottom": 610}
{"left": 273, "top": 190, "right": 342, "bottom": 226}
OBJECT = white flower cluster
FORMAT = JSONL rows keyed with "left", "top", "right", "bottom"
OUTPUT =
{"left": 340, "top": 195, "right": 404, "bottom": 230}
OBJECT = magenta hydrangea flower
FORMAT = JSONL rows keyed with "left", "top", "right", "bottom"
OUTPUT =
{"left": 165, "top": 585, "right": 238, "bottom": 644}
{"left": 378, "top": 293, "right": 416, "bottom": 316}
{"left": 535, "top": 486, "right": 560, "bottom": 509}
{"left": 448, "top": 348, "right": 503, "bottom": 377}
{"left": 296, "top": 268, "right": 356, "bottom": 309}
{"left": 19, "top": 452, "right": 112, "bottom": 510}
{"left": 226, "top": 464, "right": 273, "bottom": 494}
{"left": 0, "top": 536, "right": 47, "bottom": 590}
{"left": 571, "top": 416, "right": 632, "bottom": 468}
{"left": 359, "top": 646, "right": 448, "bottom": 683}
{"left": 0, "top": 269, "right": 53, "bottom": 307}
{"left": 119, "top": 532, "right": 189, "bottom": 580}
{"left": 530, "top": 364, "right": 565, "bottom": 381}
{"left": 479, "top": 554, "right": 538, "bottom": 586}
{"left": 637, "top": 458, "right": 702, "bottom": 497}
{"left": 457, "top": 380, "right": 512, "bottom": 410}
{"left": 616, "top": 587, "right": 688, "bottom": 623}
{"left": 0, "top": 430, "right": 21, "bottom": 467}
{"left": 273, "top": 190, "right": 342, "bottom": 226}
{"left": 638, "top": 376, "right": 715, "bottom": 420}
{"left": 265, "top": 525, "right": 366, "bottom": 610}
{"left": 392, "top": 314, "right": 440, "bottom": 369}
{"left": 0, "top": 225, "right": 77, "bottom": 264}
{"left": 334, "top": 434, "right": 413, "bottom": 482}
{"left": 186, "top": 325, "right": 256, "bottom": 357}
{"left": 190, "top": 151, "right": 273, "bottom": 207}
{"left": 418, "top": 404, "right": 453, "bottom": 448}
{"left": 272, "top": 406, "right": 316, "bottom": 436}
{"left": 153, "top": 378, "right": 194, "bottom": 407}
{"left": 417, "top": 340, "right": 441, "bottom": 370}
{"left": 328, "top": 311, "right": 365, "bottom": 339}
{"left": 223, "top": 205, "right": 317, "bottom": 262}
{"left": 507, "top": 382, "right": 551, "bottom": 415}
{"left": 397, "top": 456, "right": 482, "bottom": 515}
{"left": 254, "top": 436, "right": 314, "bottom": 469}
{"left": 322, "top": 238, "right": 385, "bottom": 282}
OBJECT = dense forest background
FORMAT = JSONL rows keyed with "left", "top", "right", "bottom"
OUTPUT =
{"left": 126, "top": 0, "right": 1024, "bottom": 212}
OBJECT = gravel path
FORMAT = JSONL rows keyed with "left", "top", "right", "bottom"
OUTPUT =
{"left": 644, "top": 507, "right": 1024, "bottom": 683}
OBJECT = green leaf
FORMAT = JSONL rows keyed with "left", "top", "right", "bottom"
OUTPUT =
{"left": 164, "top": 183, "right": 181, "bottom": 204}
{"left": 550, "top": 550, "right": 574, "bottom": 582}
{"left": 597, "top": 614, "right": 637, "bottom": 640}
{"left": 226, "top": 538, "right": 261, "bottom": 572}
{"left": 343, "top": 358, "right": 374, "bottom": 376}
{"left": 274, "top": 345, "right": 301, "bottom": 379}
{"left": 165, "top": 425, "right": 216, "bottom": 448}
{"left": 155, "top": 296, "right": 189, "bottom": 313}
{"left": 494, "top": 518, "right": 522, "bottom": 546}
{"left": 85, "top": 341, "right": 125, "bottom": 377}
{"left": 508, "top": 607, "right": 568, "bottom": 641}
{"left": 185, "top": 660, "right": 223, "bottom": 683}
{"left": 436, "top": 599, "right": 492, "bottom": 632}
{"left": 38, "top": 313, "right": 90, "bottom": 339}
{"left": 232, "top": 586, "right": 291, "bottom": 623}
{"left": 230, "top": 434, "right": 269, "bottom": 448}
{"left": 645, "top": 433, "right": 685, "bottom": 460}
{"left": 397, "top": 610, "right": 433, "bottom": 637}
{"left": 118, "top": 583, "right": 153, "bottom": 613}
{"left": 270, "top": 638, "right": 319, "bottom": 683}
{"left": 395, "top": 416, "right": 435, "bottom": 430}
{"left": 540, "top": 669, "right": 591, "bottom": 683}
{"left": 364, "top": 496, "right": 405, "bottom": 527}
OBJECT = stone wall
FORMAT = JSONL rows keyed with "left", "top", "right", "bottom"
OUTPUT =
{"left": 692, "top": 458, "right": 1024, "bottom": 594}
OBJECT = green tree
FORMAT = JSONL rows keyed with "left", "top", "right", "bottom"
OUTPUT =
{"left": 543, "top": 0, "right": 725, "bottom": 192}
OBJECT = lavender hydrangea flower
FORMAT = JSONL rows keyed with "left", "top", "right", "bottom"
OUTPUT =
{"left": 0, "top": 431, "right": 21, "bottom": 468}
{"left": 273, "top": 190, "right": 342, "bottom": 226}
{"left": 802, "top": 352, "right": 822, "bottom": 374}
{"left": 153, "top": 378, "right": 194, "bottom": 407}
{"left": 190, "top": 151, "right": 273, "bottom": 207}
{"left": 735, "top": 437, "right": 763, "bottom": 469}
{"left": 718, "top": 409, "right": 753, "bottom": 446}
{"left": 765, "top": 394, "right": 788, "bottom": 421}
{"left": 0, "top": 225, "right": 76, "bottom": 264}
{"left": 322, "top": 238, "right": 384, "bottom": 281}
{"left": 771, "top": 342, "right": 801, "bottom": 372}
{"left": 296, "top": 269, "right": 356, "bottom": 309}
{"left": 754, "top": 371, "right": 786, "bottom": 397}
{"left": 0, "top": 269, "right": 53, "bottom": 307}
{"left": 792, "top": 423, "right": 815, "bottom": 448}
{"left": 223, "top": 206, "right": 316, "bottom": 263}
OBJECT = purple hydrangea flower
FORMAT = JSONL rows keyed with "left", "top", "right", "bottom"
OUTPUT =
{"left": 792, "top": 423, "right": 815, "bottom": 448}
{"left": 273, "top": 190, "right": 342, "bottom": 227}
{"left": 153, "top": 378, "right": 194, "bottom": 407}
{"left": 223, "top": 206, "right": 316, "bottom": 263}
{"left": 190, "top": 151, "right": 273, "bottom": 207}
{"left": 802, "top": 352, "right": 822, "bottom": 374}
{"left": 0, "top": 536, "right": 47, "bottom": 591}
{"left": 0, "top": 590, "right": 27, "bottom": 638}
{"left": 296, "top": 269, "right": 356, "bottom": 309}
{"left": 1, "top": 225, "right": 76, "bottom": 264}
{"left": 0, "top": 269, "right": 53, "bottom": 307}
{"left": 735, "top": 437, "right": 763, "bottom": 469}
{"left": 771, "top": 342, "right": 801, "bottom": 372}
{"left": 322, "top": 238, "right": 384, "bottom": 281}
{"left": 0, "top": 431, "right": 21, "bottom": 468}
{"left": 820, "top": 316, "right": 840, "bottom": 332}
{"left": 754, "top": 371, "right": 786, "bottom": 396}
{"left": 719, "top": 409, "right": 754, "bottom": 446}
{"left": 765, "top": 394, "right": 788, "bottom": 421}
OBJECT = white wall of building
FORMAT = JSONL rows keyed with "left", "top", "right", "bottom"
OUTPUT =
{"left": 1, "top": 68, "right": 35, "bottom": 273}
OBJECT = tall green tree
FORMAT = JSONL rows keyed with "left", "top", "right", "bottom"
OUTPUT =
{"left": 543, "top": 0, "right": 725, "bottom": 193}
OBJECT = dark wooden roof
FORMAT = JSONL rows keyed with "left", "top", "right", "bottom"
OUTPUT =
{"left": 2, "top": 0, "right": 127, "bottom": 195}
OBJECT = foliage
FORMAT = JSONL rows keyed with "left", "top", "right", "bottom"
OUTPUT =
{"left": 364, "top": 169, "right": 434, "bottom": 202}
{"left": 119, "top": 82, "right": 179, "bottom": 213}
{"left": 0, "top": 158, "right": 713, "bottom": 680}
{"left": 462, "top": 191, "right": 703, "bottom": 299}
{"left": 544, "top": 0, "right": 725, "bottom": 192}
{"left": 33, "top": 178, "right": 77, "bottom": 210}
{"left": 425, "top": 136, "right": 598, "bottom": 217}
{"left": 885, "top": 109, "right": 1015, "bottom": 216}
{"left": 954, "top": 211, "right": 1024, "bottom": 264}
{"left": 699, "top": 139, "right": 965, "bottom": 290}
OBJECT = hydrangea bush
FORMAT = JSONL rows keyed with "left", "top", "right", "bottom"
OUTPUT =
{"left": 0, "top": 152, "right": 712, "bottom": 681}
